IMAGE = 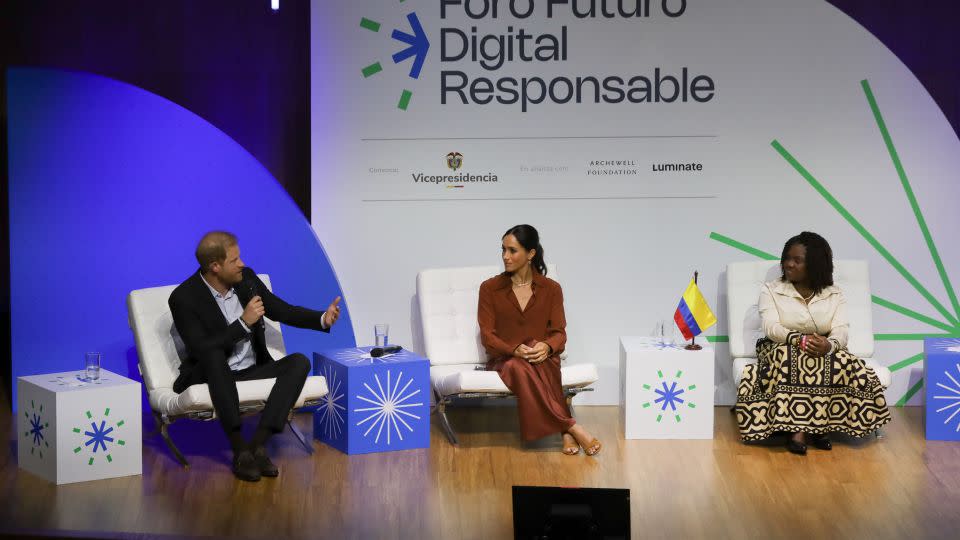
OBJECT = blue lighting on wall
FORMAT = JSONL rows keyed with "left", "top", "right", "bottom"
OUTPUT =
{"left": 7, "top": 67, "right": 356, "bottom": 406}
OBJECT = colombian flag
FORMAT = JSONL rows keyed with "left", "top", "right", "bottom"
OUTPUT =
{"left": 673, "top": 279, "right": 717, "bottom": 340}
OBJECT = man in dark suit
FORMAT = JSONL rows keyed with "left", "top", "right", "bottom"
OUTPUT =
{"left": 169, "top": 231, "right": 341, "bottom": 481}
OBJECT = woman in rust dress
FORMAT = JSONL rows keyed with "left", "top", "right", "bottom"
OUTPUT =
{"left": 477, "top": 224, "right": 601, "bottom": 455}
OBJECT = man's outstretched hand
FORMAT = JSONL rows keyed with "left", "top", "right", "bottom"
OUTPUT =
{"left": 323, "top": 296, "right": 342, "bottom": 328}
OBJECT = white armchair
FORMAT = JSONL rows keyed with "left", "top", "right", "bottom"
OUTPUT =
{"left": 416, "top": 265, "right": 599, "bottom": 445}
{"left": 726, "top": 260, "right": 892, "bottom": 391}
{"left": 126, "top": 274, "right": 328, "bottom": 466}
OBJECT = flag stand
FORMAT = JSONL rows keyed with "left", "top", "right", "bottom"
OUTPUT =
{"left": 685, "top": 270, "right": 703, "bottom": 350}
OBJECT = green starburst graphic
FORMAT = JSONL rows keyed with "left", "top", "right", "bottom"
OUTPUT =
{"left": 708, "top": 79, "right": 960, "bottom": 406}
{"left": 72, "top": 407, "right": 126, "bottom": 465}
{"left": 642, "top": 369, "right": 697, "bottom": 423}
{"left": 358, "top": 6, "right": 430, "bottom": 111}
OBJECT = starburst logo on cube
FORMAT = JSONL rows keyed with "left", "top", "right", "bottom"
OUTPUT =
{"left": 354, "top": 370, "right": 423, "bottom": 445}
{"left": 317, "top": 365, "right": 346, "bottom": 440}
{"left": 23, "top": 399, "right": 50, "bottom": 459}
{"left": 642, "top": 369, "right": 698, "bottom": 423}
{"left": 933, "top": 361, "right": 960, "bottom": 433}
{"left": 73, "top": 408, "right": 126, "bottom": 466}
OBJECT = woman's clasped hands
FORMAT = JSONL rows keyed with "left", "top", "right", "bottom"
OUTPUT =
{"left": 515, "top": 342, "right": 552, "bottom": 364}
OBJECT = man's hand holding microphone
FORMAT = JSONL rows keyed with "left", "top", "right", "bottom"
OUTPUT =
{"left": 242, "top": 294, "right": 265, "bottom": 328}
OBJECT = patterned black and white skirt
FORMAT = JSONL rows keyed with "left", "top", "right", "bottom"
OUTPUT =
{"left": 736, "top": 336, "right": 891, "bottom": 441}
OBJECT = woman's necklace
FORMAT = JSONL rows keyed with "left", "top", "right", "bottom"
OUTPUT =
{"left": 512, "top": 275, "right": 531, "bottom": 288}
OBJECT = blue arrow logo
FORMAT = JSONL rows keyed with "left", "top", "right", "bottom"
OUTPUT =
{"left": 391, "top": 13, "right": 430, "bottom": 79}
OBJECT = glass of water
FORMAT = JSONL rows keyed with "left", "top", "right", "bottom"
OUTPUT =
{"left": 85, "top": 352, "right": 101, "bottom": 382}
{"left": 668, "top": 324, "right": 687, "bottom": 346}
{"left": 650, "top": 320, "right": 667, "bottom": 345}
{"left": 374, "top": 324, "right": 389, "bottom": 347}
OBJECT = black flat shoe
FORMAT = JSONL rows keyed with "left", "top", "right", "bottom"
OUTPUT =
{"left": 811, "top": 434, "right": 832, "bottom": 451}
{"left": 253, "top": 446, "right": 279, "bottom": 477}
{"left": 786, "top": 439, "right": 807, "bottom": 455}
{"left": 232, "top": 450, "right": 262, "bottom": 482}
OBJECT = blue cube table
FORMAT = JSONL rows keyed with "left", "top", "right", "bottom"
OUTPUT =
{"left": 313, "top": 347, "right": 431, "bottom": 454}
{"left": 923, "top": 338, "right": 960, "bottom": 440}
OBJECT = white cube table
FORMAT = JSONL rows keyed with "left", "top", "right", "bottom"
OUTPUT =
{"left": 17, "top": 369, "right": 142, "bottom": 484}
{"left": 620, "top": 337, "right": 715, "bottom": 439}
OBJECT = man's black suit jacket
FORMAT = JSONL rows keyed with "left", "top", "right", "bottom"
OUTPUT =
{"left": 168, "top": 267, "right": 328, "bottom": 393}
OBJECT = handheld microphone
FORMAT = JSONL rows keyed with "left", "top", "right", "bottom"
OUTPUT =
{"left": 242, "top": 279, "right": 264, "bottom": 329}
{"left": 370, "top": 345, "right": 402, "bottom": 358}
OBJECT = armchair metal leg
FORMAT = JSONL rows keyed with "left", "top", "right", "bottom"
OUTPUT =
{"left": 565, "top": 394, "right": 575, "bottom": 417}
{"left": 436, "top": 399, "right": 459, "bottom": 446}
{"left": 156, "top": 413, "right": 189, "bottom": 468}
{"left": 874, "top": 428, "right": 885, "bottom": 439}
{"left": 145, "top": 412, "right": 162, "bottom": 437}
{"left": 287, "top": 417, "right": 314, "bottom": 454}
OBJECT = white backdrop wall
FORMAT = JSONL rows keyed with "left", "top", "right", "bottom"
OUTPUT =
{"left": 311, "top": 0, "right": 960, "bottom": 405}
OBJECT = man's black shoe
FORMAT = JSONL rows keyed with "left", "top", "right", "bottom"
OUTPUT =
{"left": 253, "top": 446, "right": 279, "bottom": 477}
{"left": 232, "top": 450, "right": 261, "bottom": 482}
{"left": 786, "top": 439, "right": 807, "bottom": 456}
{"left": 811, "top": 434, "right": 832, "bottom": 451}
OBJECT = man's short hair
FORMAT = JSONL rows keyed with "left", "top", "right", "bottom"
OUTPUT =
{"left": 195, "top": 231, "right": 238, "bottom": 273}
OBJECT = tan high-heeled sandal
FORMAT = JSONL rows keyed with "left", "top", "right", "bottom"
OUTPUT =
{"left": 562, "top": 433, "right": 580, "bottom": 455}
{"left": 584, "top": 438, "right": 602, "bottom": 456}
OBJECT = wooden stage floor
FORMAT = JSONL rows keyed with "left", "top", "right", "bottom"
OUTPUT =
{"left": 1, "top": 403, "right": 959, "bottom": 539}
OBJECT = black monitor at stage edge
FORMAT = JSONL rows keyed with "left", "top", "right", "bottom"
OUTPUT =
{"left": 512, "top": 486, "right": 630, "bottom": 540}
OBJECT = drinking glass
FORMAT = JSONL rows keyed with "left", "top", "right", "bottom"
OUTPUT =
{"left": 374, "top": 324, "right": 389, "bottom": 347}
{"left": 85, "top": 352, "right": 101, "bottom": 382}
{"left": 668, "top": 324, "right": 687, "bottom": 346}
{"left": 650, "top": 320, "right": 666, "bottom": 345}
